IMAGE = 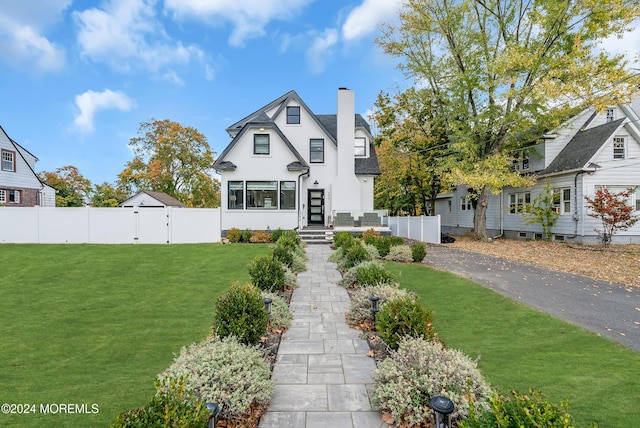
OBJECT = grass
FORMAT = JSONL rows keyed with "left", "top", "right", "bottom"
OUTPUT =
{"left": 0, "top": 244, "right": 270, "bottom": 427}
{"left": 385, "top": 262, "right": 640, "bottom": 428}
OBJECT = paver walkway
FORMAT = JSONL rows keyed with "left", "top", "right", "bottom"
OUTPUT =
{"left": 260, "top": 245, "right": 385, "bottom": 428}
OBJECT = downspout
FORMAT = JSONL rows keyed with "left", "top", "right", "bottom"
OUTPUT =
{"left": 568, "top": 171, "right": 587, "bottom": 239}
{"left": 296, "top": 169, "right": 310, "bottom": 230}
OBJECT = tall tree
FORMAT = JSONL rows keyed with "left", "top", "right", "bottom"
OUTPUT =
{"left": 38, "top": 165, "right": 92, "bottom": 207}
{"left": 90, "top": 182, "right": 128, "bottom": 207}
{"left": 372, "top": 89, "right": 450, "bottom": 216}
{"left": 117, "top": 119, "right": 220, "bottom": 208}
{"left": 377, "top": 0, "right": 640, "bottom": 238}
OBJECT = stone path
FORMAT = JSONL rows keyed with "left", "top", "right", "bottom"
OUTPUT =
{"left": 259, "top": 245, "right": 385, "bottom": 428}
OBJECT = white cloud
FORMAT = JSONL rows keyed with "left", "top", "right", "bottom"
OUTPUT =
{"left": 0, "top": 0, "right": 70, "bottom": 72}
{"left": 74, "top": 89, "right": 135, "bottom": 133}
{"left": 164, "top": 0, "right": 314, "bottom": 47}
{"left": 305, "top": 28, "right": 338, "bottom": 74}
{"left": 73, "top": 0, "right": 203, "bottom": 75}
{"left": 600, "top": 21, "right": 640, "bottom": 68}
{"left": 342, "top": 0, "right": 401, "bottom": 42}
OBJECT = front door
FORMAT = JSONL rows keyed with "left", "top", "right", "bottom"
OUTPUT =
{"left": 308, "top": 189, "right": 324, "bottom": 226}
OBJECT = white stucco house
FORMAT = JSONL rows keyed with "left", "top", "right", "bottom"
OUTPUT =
{"left": 436, "top": 101, "right": 640, "bottom": 244}
{"left": 213, "top": 88, "right": 381, "bottom": 233}
{"left": 0, "top": 125, "right": 55, "bottom": 207}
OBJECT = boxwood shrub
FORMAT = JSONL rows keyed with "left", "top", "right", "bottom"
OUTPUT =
{"left": 375, "top": 296, "right": 434, "bottom": 349}
{"left": 212, "top": 282, "right": 268, "bottom": 345}
{"left": 247, "top": 255, "right": 285, "bottom": 292}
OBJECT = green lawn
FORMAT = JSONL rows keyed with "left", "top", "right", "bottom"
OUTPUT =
{"left": 385, "top": 262, "right": 640, "bottom": 428}
{"left": 0, "top": 244, "right": 269, "bottom": 427}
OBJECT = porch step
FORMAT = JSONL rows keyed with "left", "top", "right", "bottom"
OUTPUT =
{"left": 297, "top": 228, "right": 333, "bottom": 245}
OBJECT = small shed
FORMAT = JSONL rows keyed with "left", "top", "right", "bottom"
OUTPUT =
{"left": 120, "top": 191, "right": 186, "bottom": 208}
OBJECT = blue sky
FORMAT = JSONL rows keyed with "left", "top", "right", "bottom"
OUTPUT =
{"left": 1, "top": 1, "right": 638, "bottom": 186}
{"left": 0, "top": 0, "right": 409, "bottom": 185}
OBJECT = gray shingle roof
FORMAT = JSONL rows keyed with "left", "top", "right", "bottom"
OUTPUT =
{"left": 355, "top": 143, "right": 381, "bottom": 175}
{"left": 542, "top": 118, "right": 625, "bottom": 175}
{"left": 142, "top": 191, "right": 186, "bottom": 207}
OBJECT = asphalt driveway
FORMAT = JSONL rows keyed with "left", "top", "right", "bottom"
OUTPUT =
{"left": 424, "top": 244, "right": 640, "bottom": 351}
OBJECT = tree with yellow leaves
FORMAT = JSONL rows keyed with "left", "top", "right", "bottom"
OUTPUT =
{"left": 117, "top": 119, "right": 220, "bottom": 208}
{"left": 377, "top": 0, "right": 640, "bottom": 238}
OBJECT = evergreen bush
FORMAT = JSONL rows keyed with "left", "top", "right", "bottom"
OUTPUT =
{"left": 247, "top": 255, "right": 285, "bottom": 292}
{"left": 375, "top": 296, "right": 434, "bottom": 350}
{"left": 339, "top": 260, "right": 393, "bottom": 289}
{"left": 333, "top": 231, "right": 355, "bottom": 249}
{"left": 213, "top": 282, "right": 268, "bottom": 345}
{"left": 410, "top": 241, "right": 427, "bottom": 262}
{"left": 241, "top": 228, "right": 253, "bottom": 242}
{"left": 346, "top": 283, "right": 409, "bottom": 328}
{"left": 226, "top": 227, "right": 242, "bottom": 243}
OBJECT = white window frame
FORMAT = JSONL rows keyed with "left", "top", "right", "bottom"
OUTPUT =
{"left": 355, "top": 137, "right": 366, "bottom": 157}
{"left": 0, "top": 190, "right": 5, "bottom": 203}
{"left": 613, "top": 136, "right": 625, "bottom": 159}
{"left": 2, "top": 150, "right": 15, "bottom": 172}
{"left": 606, "top": 108, "right": 615, "bottom": 123}
{"left": 552, "top": 188, "right": 571, "bottom": 214}
{"left": 9, "top": 190, "right": 20, "bottom": 203}
{"left": 460, "top": 196, "right": 472, "bottom": 211}
{"left": 509, "top": 192, "right": 530, "bottom": 214}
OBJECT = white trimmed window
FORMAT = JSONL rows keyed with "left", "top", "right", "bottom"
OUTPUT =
{"left": 460, "top": 196, "right": 472, "bottom": 211}
{"left": 355, "top": 137, "right": 366, "bottom": 157}
{"left": 552, "top": 188, "right": 571, "bottom": 214}
{"left": 0, "top": 190, "right": 5, "bottom": 203}
{"left": 253, "top": 134, "right": 270, "bottom": 155}
{"left": 509, "top": 192, "right": 530, "bottom": 214}
{"left": 2, "top": 150, "right": 15, "bottom": 171}
{"left": 606, "top": 108, "right": 615, "bottom": 123}
{"left": 613, "top": 137, "right": 625, "bottom": 159}
{"left": 9, "top": 190, "right": 19, "bottom": 203}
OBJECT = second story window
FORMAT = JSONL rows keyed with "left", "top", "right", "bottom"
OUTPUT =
{"left": 606, "top": 108, "right": 615, "bottom": 123}
{"left": 310, "top": 139, "right": 324, "bottom": 163}
{"left": 254, "top": 134, "right": 270, "bottom": 155}
{"left": 613, "top": 136, "right": 625, "bottom": 159}
{"left": 287, "top": 106, "right": 300, "bottom": 124}
{"left": 355, "top": 137, "right": 366, "bottom": 156}
{"left": 2, "top": 150, "right": 15, "bottom": 171}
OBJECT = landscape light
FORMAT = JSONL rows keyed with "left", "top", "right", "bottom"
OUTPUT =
{"left": 430, "top": 395, "right": 454, "bottom": 428}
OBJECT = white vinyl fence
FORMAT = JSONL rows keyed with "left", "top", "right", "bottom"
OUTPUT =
{"left": 0, "top": 206, "right": 221, "bottom": 244}
{"left": 388, "top": 215, "right": 441, "bottom": 244}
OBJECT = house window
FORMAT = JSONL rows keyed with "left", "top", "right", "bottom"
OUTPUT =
{"left": 606, "top": 108, "right": 615, "bottom": 123}
{"left": 280, "top": 181, "right": 296, "bottom": 210}
{"left": 552, "top": 188, "right": 571, "bottom": 214}
{"left": 460, "top": 196, "right": 472, "bottom": 211}
{"left": 509, "top": 192, "right": 530, "bottom": 213}
{"left": 287, "top": 106, "right": 300, "bottom": 124}
{"left": 254, "top": 134, "right": 270, "bottom": 155}
{"left": 636, "top": 188, "right": 640, "bottom": 212}
{"left": 613, "top": 136, "right": 625, "bottom": 159}
{"left": 246, "top": 181, "right": 277, "bottom": 209}
{"left": 2, "top": 150, "right": 15, "bottom": 171}
{"left": 355, "top": 137, "right": 366, "bottom": 156}
{"left": 0, "top": 190, "right": 5, "bottom": 203}
{"left": 310, "top": 139, "right": 324, "bottom": 163}
{"left": 9, "top": 190, "right": 20, "bottom": 203}
{"left": 521, "top": 150, "right": 530, "bottom": 170}
{"left": 228, "top": 181, "right": 244, "bottom": 209}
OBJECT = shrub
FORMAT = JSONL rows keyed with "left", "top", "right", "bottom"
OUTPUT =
{"left": 241, "top": 228, "right": 253, "bottom": 242}
{"left": 213, "top": 282, "right": 268, "bottom": 345}
{"left": 347, "top": 283, "right": 410, "bottom": 328}
{"left": 384, "top": 245, "right": 414, "bottom": 262}
{"left": 290, "top": 252, "right": 307, "bottom": 273}
{"left": 364, "top": 243, "right": 380, "bottom": 260}
{"left": 250, "top": 230, "right": 271, "bottom": 243}
{"left": 373, "top": 337, "right": 492, "bottom": 426}
{"left": 247, "top": 255, "right": 285, "bottom": 292}
{"left": 375, "top": 296, "right": 434, "bottom": 350}
{"left": 460, "top": 389, "right": 578, "bottom": 428}
{"left": 339, "top": 242, "right": 371, "bottom": 271}
{"left": 283, "top": 267, "right": 298, "bottom": 289}
{"left": 340, "top": 260, "right": 394, "bottom": 289}
{"left": 375, "top": 235, "right": 405, "bottom": 257}
{"left": 158, "top": 337, "right": 273, "bottom": 422}
{"left": 362, "top": 228, "right": 381, "bottom": 242}
{"left": 111, "top": 376, "right": 210, "bottom": 428}
{"left": 226, "top": 227, "right": 242, "bottom": 243}
{"left": 328, "top": 247, "right": 345, "bottom": 264}
{"left": 411, "top": 241, "right": 427, "bottom": 262}
{"left": 333, "top": 231, "right": 355, "bottom": 249}
{"left": 276, "top": 230, "right": 301, "bottom": 248}
{"left": 261, "top": 291, "right": 292, "bottom": 332}
{"left": 272, "top": 244, "right": 294, "bottom": 268}
{"left": 270, "top": 228, "right": 285, "bottom": 242}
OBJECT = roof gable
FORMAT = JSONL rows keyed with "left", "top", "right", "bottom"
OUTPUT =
{"left": 542, "top": 118, "right": 625, "bottom": 175}
{"left": 121, "top": 191, "right": 186, "bottom": 207}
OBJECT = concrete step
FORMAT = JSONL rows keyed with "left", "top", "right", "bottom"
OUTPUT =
{"left": 298, "top": 229, "right": 333, "bottom": 245}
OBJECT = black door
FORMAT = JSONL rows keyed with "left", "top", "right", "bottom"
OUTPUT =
{"left": 308, "top": 190, "right": 324, "bottom": 225}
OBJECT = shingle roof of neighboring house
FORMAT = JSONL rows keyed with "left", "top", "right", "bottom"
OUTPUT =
{"left": 122, "top": 191, "right": 186, "bottom": 207}
{"left": 541, "top": 118, "right": 625, "bottom": 175}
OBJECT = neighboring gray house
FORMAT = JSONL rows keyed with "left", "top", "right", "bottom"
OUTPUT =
{"left": 436, "top": 102, "right": 640, "bottom": 244}
{"left": 120, "top": 191, "right": 186, "bottom": 208}
{"left": 213, "top": 88, "right": 381, "bottom": 232}
{"left": 0, "top": 125, "right": 55, "bottom": 207}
